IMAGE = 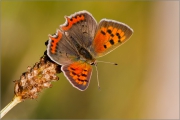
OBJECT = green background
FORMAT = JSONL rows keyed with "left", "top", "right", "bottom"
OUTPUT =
{"left": 1, "top": 1, "right": 179, "bottom": 119}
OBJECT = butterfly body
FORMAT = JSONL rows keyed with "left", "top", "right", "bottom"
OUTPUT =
{"left": 47, "top": 10, "right": 133, "bottom": 91}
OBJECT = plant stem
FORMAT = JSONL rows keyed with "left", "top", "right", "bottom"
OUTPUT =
{"left": 0, "top": 96, "right": 22, "bottom": 118}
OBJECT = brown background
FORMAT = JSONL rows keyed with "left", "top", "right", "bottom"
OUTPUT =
{"left": 1, "top": 1, "right": 179, "bottom": 119}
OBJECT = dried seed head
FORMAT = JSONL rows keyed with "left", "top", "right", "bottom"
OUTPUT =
{"left": 14, "top": 55, "right": 61, "bottom": 100}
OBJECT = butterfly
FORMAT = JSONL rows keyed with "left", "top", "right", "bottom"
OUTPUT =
{"left": 47, "top": 10, "right": 133, "bottom": 91}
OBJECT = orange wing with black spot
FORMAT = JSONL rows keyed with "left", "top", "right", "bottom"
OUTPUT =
{"left": 62, "top": 61, "right": 92, "bottom": 91}
{"left": 91, "top": 19, "right": 133, "bottom": 57}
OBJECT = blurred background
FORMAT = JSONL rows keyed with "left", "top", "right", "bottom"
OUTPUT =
{"left": 1, "top": 1, "right": 179, "bottom": 119}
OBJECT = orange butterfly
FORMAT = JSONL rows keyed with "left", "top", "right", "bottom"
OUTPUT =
{"left": 47, "top": 10, "right": 133, "bottom": 91}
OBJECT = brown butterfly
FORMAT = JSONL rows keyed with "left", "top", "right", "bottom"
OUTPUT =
{"left": 47, "top": 10, "right": 133, "bottom": 91}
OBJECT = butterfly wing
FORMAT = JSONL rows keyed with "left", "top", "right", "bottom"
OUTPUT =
{"left": 60, "top": 10, "right": 97, "bottom": 48}
{"left": 47, "top": 29, "right": 80, "bottom": 65}
{"left": 47, "top": 28, "right": 93, "bottom": 91}
{"left": 91, "top": 19, "right": 133, "bottom": 58}
{"left": 62, "top": 61, "right": 92, "bottom": 91}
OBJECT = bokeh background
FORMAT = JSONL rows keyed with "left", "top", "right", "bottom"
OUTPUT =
{"left": 1, "top": 1, "right": 179, "bottom": 119}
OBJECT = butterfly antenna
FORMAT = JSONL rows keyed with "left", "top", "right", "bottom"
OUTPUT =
{"left": 96, "top": 60, "right": 118, "bottom": 65}
{"left": 94, "top": 63, "right": 101, "bottom": 90}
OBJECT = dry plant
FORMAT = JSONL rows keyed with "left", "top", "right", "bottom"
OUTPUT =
{"left": 0, "top": 51, "right": 61, "bottom": 118}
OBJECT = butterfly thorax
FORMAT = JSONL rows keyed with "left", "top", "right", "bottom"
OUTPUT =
{"left": 78, "top": 47, "right": 95, "bottom": 64}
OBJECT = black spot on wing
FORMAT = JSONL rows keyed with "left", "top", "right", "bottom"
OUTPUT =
{"left": 116, "top": 33, "right": 121, "bottom": 39}
{"left": 81, "top": 74, "right": 87, "bottom": 77}
{"left": 111, "top": 34, "right": 114, "bottom": 37}
{"left": 101, "top": 30, "right": 106, "bottom": 35}
{"left": 109, "top": 39, "right": 114, "bottom": 45}
{"left": 107, "top": 29, "right": 112, "bottom": 34}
